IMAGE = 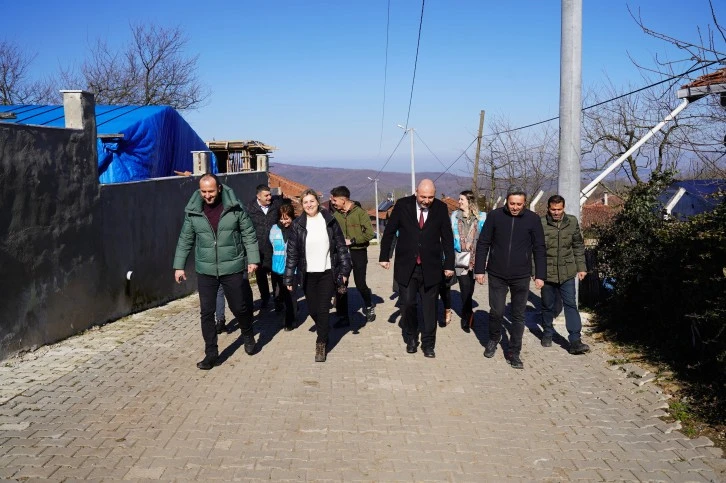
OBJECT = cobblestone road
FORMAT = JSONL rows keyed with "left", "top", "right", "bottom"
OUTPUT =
{"left": 0, "top": 246, "right": 723, "bottom": 481}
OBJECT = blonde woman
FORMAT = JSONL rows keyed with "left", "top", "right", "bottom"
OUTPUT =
{"left": 451, "top": 190, "right": 485, "bottom": 332}
{"left": 284, "top": 189, "right": 351, "bottom": 362}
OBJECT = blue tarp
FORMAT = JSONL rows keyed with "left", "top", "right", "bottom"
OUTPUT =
{"left": 0, "top": 104, "right": 216, "bottom": 183}
{"left": 658, "top": 179, "right": 725, "bottom": 220}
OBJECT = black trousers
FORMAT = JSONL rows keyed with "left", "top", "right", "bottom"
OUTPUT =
{"left": 272, "top": 272, "right": 295, "bottom": 325}
{"left": 488, "top": 274, "right": 530, "bottom": 355}
{"left": 458, "top": 272, "right": 475, "bottom": 318}
{"left": 198, "top": 272, "right": 253, "bottom": 357}
{"left": 303, "top": 270, "right": 334, "bottom": 343}
{"left": 399, "top": 265, "right": 438, "bottom": 349}
{"left": 255, "top": 266, "right": 272, "bottom": 301}
{"left": 336, "top": 248, "right": 372, "bottom": 318}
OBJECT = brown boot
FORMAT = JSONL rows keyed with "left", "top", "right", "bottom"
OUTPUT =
{"left": 315, "top": 342, "right": 327, "bottom": 362}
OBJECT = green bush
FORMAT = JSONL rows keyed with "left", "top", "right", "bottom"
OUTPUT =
{"left": 594, "top": 170, "right": 726, "bottom": 378}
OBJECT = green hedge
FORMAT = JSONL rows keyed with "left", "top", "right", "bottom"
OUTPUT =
{"left": 594, "top": 171, "right": 726, "bottom": 378}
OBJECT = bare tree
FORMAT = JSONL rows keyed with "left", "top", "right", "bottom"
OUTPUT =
{"left": 629, "top": 0, "right": 725, "bottom": 68}
{"left": 70, "top": 24, "right": 210, "bottom": 110}
{"left": 475, "top": 115, "right": 558, "bottom": 208}
{"left": 0, "top": 40, "right": 57, "bottom": 105}
{"left": 619, "top": 0, "right": 726, "bottom": 180}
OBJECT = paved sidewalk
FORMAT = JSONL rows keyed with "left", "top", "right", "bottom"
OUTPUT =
{"left": 0, "top": 245, "right": 723, "bottom": 481}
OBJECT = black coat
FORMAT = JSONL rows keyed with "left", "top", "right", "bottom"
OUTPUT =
{"left": 379, "top": 195, "right": 454, "bottom": 287}
{"left": 246, "top": 197, "right": 283, "bottom": 270}
{"left": 283, "top": 209, "right": 352, "bottom": 287}
{"left": 474, "top": 206, "right": 546, "bottom": 280}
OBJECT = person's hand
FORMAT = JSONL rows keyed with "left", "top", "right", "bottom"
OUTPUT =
{"left": 379, "top": 261, "right": 390, "bottom": 270}
{"left": 577, "top": 271, "right": 587, "bottom": 281}
{"left": 345, "top": 238, "right": 352, "bottom": 246}
{"left": 248, "top": 263, "right": 258, "bottom": 274}
{"left": 444, "top": 270, "right": 455, "bottom": 278}
{"left": 534, "top": 278, "right": 544, "bottom": 289}
{"left": 174, "top": 270, "right": 186, "bottom": 283}
{"left": 342, "top": 276, "right": 348, "bottom": 284}
{"left": 475, "top": 274, "right": 486, "bottom": 285}
{"left": 286, "top": 285, "right": 293, "bottom": 291}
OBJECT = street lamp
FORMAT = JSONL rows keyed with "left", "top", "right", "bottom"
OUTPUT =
{"left": 367, "top": 176, "right": 380, "bottom": 242}
{"left": 397, "top": 124, "right": 415, "bottom": 194}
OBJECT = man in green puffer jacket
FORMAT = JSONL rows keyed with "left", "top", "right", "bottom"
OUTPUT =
{"left": 540, "top": 194, "right": 590, "bottom": 355}
{"left": 173, "top": 174, "right": 261, "bottom": 369}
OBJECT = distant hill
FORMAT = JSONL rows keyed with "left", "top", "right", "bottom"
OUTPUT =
{"left": 270, "top": 162, "right": 473, "bottom": 208}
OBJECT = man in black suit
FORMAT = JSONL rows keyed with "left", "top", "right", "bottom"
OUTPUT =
{"left": 246, "top": 184, "right": 283, "bottom": 310}
{"left": 379, "top": 179, "right": 455, "bottom": 358}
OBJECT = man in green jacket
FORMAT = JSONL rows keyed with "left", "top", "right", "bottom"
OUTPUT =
{"left": 330, "top": 186, "right": 376, "bottom": 325}
{"left": 174, "top": 174, "right": 261, "bottom": 369}
{"left": 540, "top": 195, "right": 590, "bottom": 355}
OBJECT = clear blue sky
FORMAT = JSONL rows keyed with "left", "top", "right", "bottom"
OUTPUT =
{"left": 4, "top": 0, "right": 721, "bottom": 175}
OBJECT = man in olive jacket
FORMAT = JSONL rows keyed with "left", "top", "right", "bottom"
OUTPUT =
{"left": 540, "top": 195, "right": 590, "bottom": 355}
{"left": 174, "top": 174, "right": 261, "bottom": 370}
{"left": 330, "top": 186, "right": 376, "bottom": 325}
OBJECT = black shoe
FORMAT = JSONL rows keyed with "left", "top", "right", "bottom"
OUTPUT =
{"left": 243, "top": 335, "right": 256, "bottom": 355}
{"left": 334, "top": 317, "right": 351, "bottom": 328}
{"left": 365, "top": 306, "right": 376, "bottom": 323}
{"left": 461, "top": 316, "right": 471, "bottom": 333}
{"left": 569, "top": 340, "right": 590, "bottom": 355}
{"left": 483, "top": 336, "right": 500, "bottom": 358}
{"left": 284, "top": 324, "right": 294, "bottom": 332}
{"left": 541, "top": 335, "right": 553, "bottom": 347}
{"left": 406, "top": 340, "right": 418, "bottom": 354}
{"left": 215, "top": 319, "right": 225, "bottom": 335}
{"left": 508, "top": 353, "right": 524, "bottom": 369}
{"left": 196, "top": 355, "right": 218, "bottom": 370}
{"left": 315, "top": 342, "right": 327, "bottom": 362}
{"left": 423, "top": 347, "right": 436, "bottom": 358}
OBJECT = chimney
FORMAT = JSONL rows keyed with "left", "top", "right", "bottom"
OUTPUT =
{"left": 61, "top": 90, "right": 96, "bottom": 132}
{"left": 603, "top": 192, "right": 609, "bottom": 206}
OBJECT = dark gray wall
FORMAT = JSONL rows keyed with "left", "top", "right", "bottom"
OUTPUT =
{"left": 95, "top": 173, "right": 265, "bottom": 324}
{"left": 0, "top": 107, "right": 265, "bottom": 359}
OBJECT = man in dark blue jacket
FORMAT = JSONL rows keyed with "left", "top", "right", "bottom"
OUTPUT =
{"left": 474, "top": 185, "right": 546, "bottom": 369}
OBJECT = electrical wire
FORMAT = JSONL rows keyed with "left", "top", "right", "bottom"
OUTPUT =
{"left": 370, "top": 132, "right": 408, "bottom": 182}
{"left": 485, "top": 58, "right": 724, "bottom": 138}
{"left": 430, "top": 59, "right": 726, "bottom": 177}
{"left": 414, "top": 130, "right": 449, "bottom": 170}
{"left": 433, "top": 136, "right": 479, "bottom": 182}
{"left": 378, "top": 0, "right": 391, "bottom": 153}
{"left": 403, "top": 0, "right": 425, "bottom": 130}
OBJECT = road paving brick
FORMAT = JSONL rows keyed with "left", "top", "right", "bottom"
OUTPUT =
{"left": 0, "top": 246, "right": 722, "bottom": 481}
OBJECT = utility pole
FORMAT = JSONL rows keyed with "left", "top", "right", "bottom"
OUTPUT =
{"left": 490, "top": 150, "right": 497, "bottom": 210}
{"left": 368, "top": 176, "right": 380, "bottom": 242}
{"left": 559, "top": 0, "right": 583, "bottom": 221}
{"left": 472, "top": 110, "right": 485, "bottom": 201}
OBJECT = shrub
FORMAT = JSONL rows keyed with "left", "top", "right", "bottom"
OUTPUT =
{"left": 594, "top": 170, "right": 726, "bottom": 378}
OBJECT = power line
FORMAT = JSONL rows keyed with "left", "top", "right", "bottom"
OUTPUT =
{"left": 378, "top": 0, "right": 391, "bottom": 153}
{"left": 372, "top": 0, "right": 425, "bottom": 177}
{"left": 403, "top": 0, "right": 425, "bottom": 130}
{"left": 485, "top": 59, "right": 724, "bottom": 138}
{"left": 433, "top": 136, "right": 479, "bottom": 183}
{"left": 370, "top": 132, "right": 408, "bottom": 182}
{"left": 414, "top": 130, "right": 449, "bottom": 170}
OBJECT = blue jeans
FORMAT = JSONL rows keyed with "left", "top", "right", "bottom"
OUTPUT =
{"left": 541, "top": 277, "right": 582, "bottom": 343}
